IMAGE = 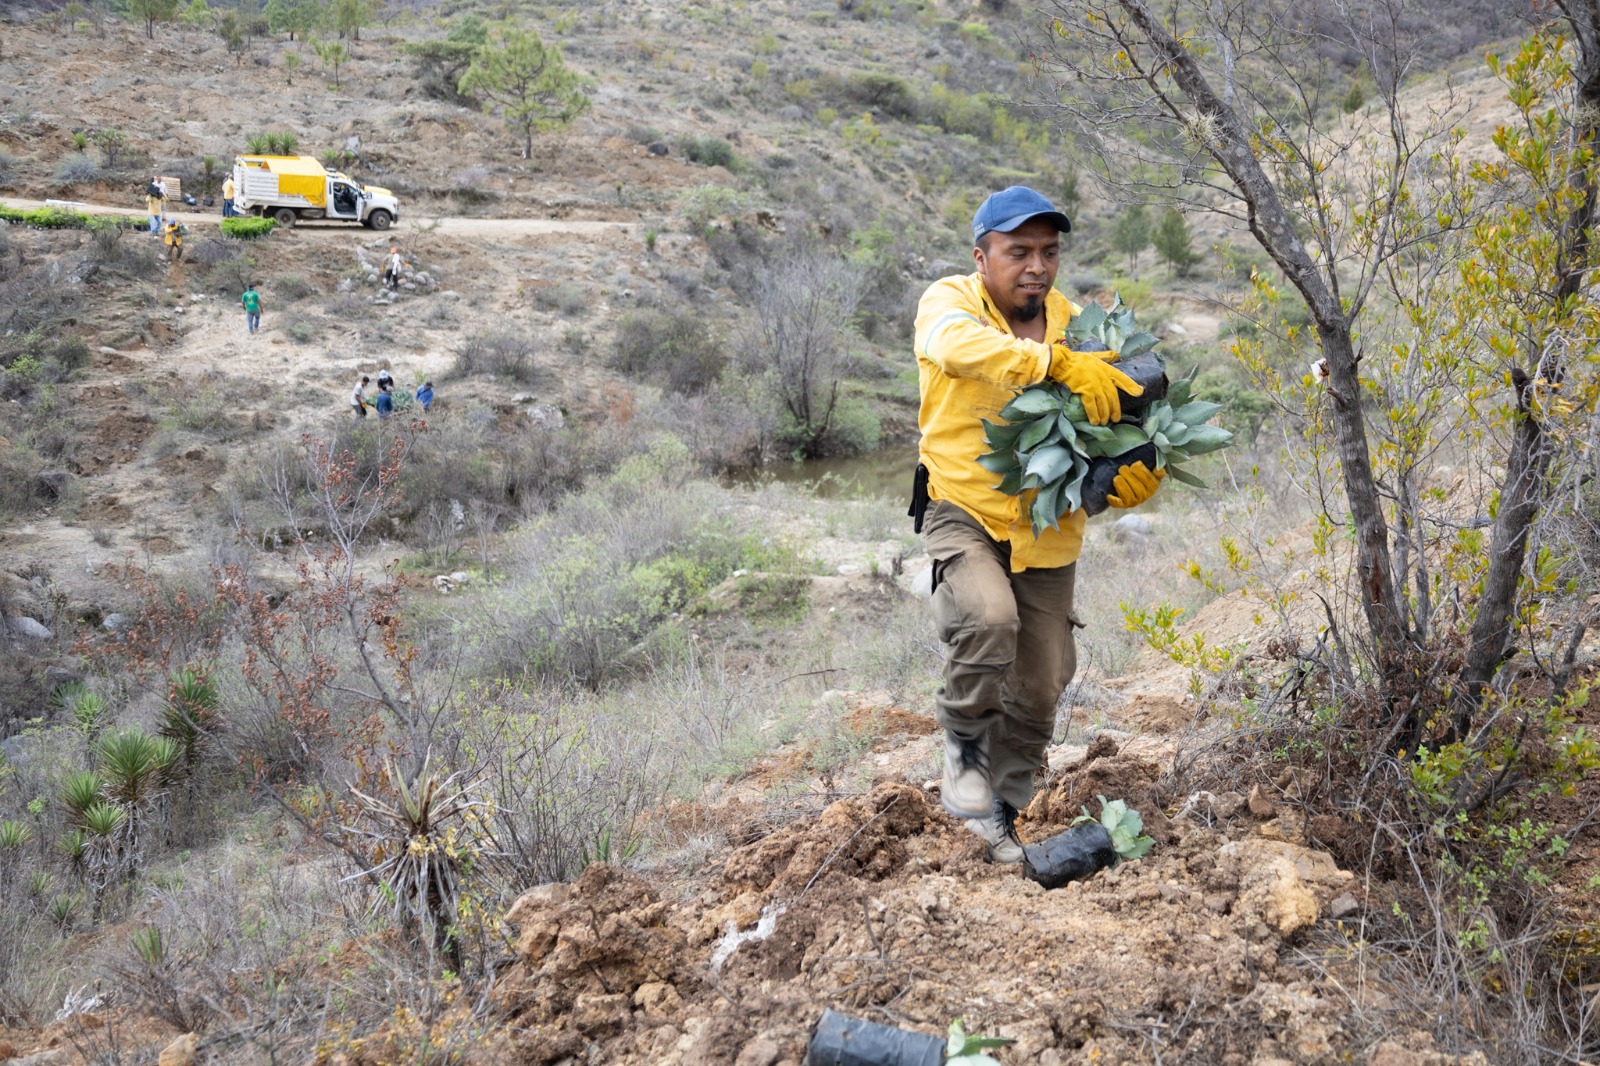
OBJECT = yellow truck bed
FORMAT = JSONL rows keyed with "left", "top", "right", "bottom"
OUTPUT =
{"left": 235, "top": 155, "right": 327, "bottom": 208}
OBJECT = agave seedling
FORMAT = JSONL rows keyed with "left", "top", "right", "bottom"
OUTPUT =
{"left": 0, "top": 819, "right": 32, "bottom": 851}
{"left": 159, "top": 665, "right": 220, "bottom": 769}
{"left": 1023, "top": 793, "right": 1156, "bottom": 889}
{"left": 1074, "top": 795, "right": 1155, "bottom": 863}
{"left": 60, "top": 771, "right": 105, "bottom": 824}
{"left": 979, "top": 295, "right": 1234, "bottom": 532}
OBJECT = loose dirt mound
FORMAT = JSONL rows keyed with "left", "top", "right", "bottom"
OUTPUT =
{"left": 361, "top": 755, "right": 1389, "bottom": 1066}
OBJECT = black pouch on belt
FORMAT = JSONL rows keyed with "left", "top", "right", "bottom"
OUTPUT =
{"left": 907, "top": 463, "right": 930, "bottom": 533}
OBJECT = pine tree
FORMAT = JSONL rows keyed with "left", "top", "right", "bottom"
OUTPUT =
{"left": 458, "top": 29, "right": 591, "bottom": 160}
{"left": 126, "top": 0, "right": 178, "bottom": 39}
{"left": 1153, "top": 208, "right": 1202, "bottom": 276}
{"left": 1110, "top": 204, "right": 1151, "bottom": 274}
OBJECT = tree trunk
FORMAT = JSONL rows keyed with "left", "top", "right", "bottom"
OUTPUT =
{"left": 1455, "top": 1, "right": 1600, "bottom": 733}
{"left": 1114, "top": 0, "right": 1408, "bottom": 674}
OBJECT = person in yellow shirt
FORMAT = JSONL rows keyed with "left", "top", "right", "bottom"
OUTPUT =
{"left": 914, "top": 185, "right": 1164, "bottom": 863}
{"left": 222, "top": 174, "right": 236, "bottom": 218}
{"left": 163, "top": 219, "right": 183, "bottom": 264}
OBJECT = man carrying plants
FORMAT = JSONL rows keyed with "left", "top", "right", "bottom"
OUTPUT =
{"left": 913, "top": 186, "right": 1164, "bottom": 864}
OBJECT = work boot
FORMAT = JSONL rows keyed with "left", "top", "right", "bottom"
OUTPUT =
{"left": 940, "top": 731, "right": 993, "bottom": 819}
{"left": 965, "top": 797, "right": 1024, "bottom": 864}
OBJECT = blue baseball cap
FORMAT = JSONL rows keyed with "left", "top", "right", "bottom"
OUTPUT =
{"left": 972, "top": 185, "right": 1072, "bottom": 244}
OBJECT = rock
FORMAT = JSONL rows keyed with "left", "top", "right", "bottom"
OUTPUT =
{"left": 439, "top": 290, "right": 461, "bottom": 300}
{"left": 1114, "top": 513, "right": 1153, "bottom": 538}
{"left": 345, "top": 134, "right": 361, "bottom": 153}
{"left": 158, "top": 1032, "right": 198, "bottom": 1066}
{"left": 433, "top": 575, "right": 456, "bottom": 594}
{"left": 1211, "top": 791, "right": 1246, "bottom": 819}
{"left": 928, "top": 258, "right": 965, "bottom": 277}
{"left": 1329, "top": 893, "right": 1359, "bottom": 919}
{"left": 102, "top": 613, "right": 130, "bottom": 631}
{"left": 11, "top": 1052, "right": 70, "bottom": 1066}
{"left": 733, "top": 1035, "right": 781, "bottom": 1066}
{"left": 778, "top": 105, "right": 804, "bottom": 121}
{"left": 510, "top": 393, "right": 536, "bottom": 404}
{"left": 633, "top": 981, "right": 682, "bottom": 1017}
{"left": 1221, "top": 838, "right": 1353, "bottom": 938}
{"left": 647, "top": 141, "right": 670, "bottom": 156}
{"left": 449, "top": 571, "right": 470, "bottom": 584}
{"left": 526, "top": 404, "right": 565, "bottom": 430}
{"left": 1247, "top": 783, "right": 1277, "bottom": 819}
{"left": 8, "top": 616, "right": 52, "bottom": 640}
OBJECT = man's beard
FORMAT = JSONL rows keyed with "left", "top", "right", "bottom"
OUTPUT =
{"left": 1015, "top": 294, "right": 1043, "bottom": 322}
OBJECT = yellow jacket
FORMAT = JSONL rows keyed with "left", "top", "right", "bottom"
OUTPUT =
{"left": 915, "top": 272, "right": 1084, "bottom": 572}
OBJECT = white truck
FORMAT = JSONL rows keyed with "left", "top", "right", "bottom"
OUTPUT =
{"left": 232, "top": 154, "right": 400, "bottom": 229}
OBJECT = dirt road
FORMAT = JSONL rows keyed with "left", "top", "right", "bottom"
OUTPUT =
{"left": 1, "top": 197, "right": 633, "bottom": 237}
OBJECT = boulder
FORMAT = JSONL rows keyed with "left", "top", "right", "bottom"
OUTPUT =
{"left": 8, "top": 616, "right": 52, "bottom": 640}
{"left": 158, "top": 1033, "right": 198, "bottom": 1066}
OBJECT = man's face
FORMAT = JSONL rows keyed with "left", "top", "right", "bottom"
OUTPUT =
{"left": 973, "top": 218, "right": 1062, "bottom": 323}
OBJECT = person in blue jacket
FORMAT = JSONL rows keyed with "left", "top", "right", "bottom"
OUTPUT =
{"left": 416, "top": 381, "right": 434, "bottom": 412}
{"left": 374, "top": 384, "right": 394, "bottom": 420}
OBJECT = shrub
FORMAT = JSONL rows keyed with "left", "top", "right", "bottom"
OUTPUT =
{"left": 51, "top": 153, "right": 100, "bottom": 184}
{"left": 451, "top": 329, "right": 544, "bottom": 384}
{"left": 676, "top": 135, "right": 739, "bottom": 169}
{"left": 220, "top": 217, "right": 275, "bottom": 239}
{"left": 678, "top": 184, "right": 751, "bottom": 234}
{"left": 613, "top": 308, "right": 727, "bottom": 394}
{"left": 285, "top": 320, "right": 316, "bottom": 344}
{"left": 273, "top": 274, "right": 315, "bottom": 301}
{"left": 531, "top": 281, "right": 587, "bottom": 317}
{"left": 0, "top": 147, "right": 14, "bottom": 186}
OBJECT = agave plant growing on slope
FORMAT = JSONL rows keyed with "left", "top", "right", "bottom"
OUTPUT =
{"left": 978, "top": 295, "right": 1234, "bottom": 534}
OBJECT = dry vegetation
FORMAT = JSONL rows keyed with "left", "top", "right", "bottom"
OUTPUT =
{"left": 3, "top": 0, "right": 1599, "bottom": 1064}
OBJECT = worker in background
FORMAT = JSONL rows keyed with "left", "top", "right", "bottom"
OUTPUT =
{"left": 240, "top": 282, "right": 262, "bottom": 334}
{"left": 914, "top": 186, "right": 1161, "bottom": 864}
{"left": 222, "top": 173, "right": 236, "bottom": 218}
{"left": 163, "top": 219, "right": 184, "bottom": 264}
{"left": 415, "top": 381, "right": 434, "bottom": 412}
{"left": 351, "top": 375, "right": 370, "bottom": 418}
{"left": 383, "top": 246, "right": 405, "bottom": 290}
{"left": 374, "top": 383, "right": 394, "bottom": 420}
{"left": 146, "top": 178, "right": 165, "bottom": 236}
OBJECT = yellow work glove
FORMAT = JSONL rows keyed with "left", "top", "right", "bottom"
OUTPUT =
{"left": 1106, "top": 462, "right": 1165, "bottom": 508}
{"left": 1049, "top": 345, "right": 1143, "bottom": 425}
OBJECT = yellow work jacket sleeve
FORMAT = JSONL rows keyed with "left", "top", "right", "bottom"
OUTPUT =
{"left": 915, "top": 273, "right": 1088, "bottom": 572}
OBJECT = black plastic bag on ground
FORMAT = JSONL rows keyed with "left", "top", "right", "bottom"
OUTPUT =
{"left": 805, "top": 1009, "right": 945, "bottom": 1066}
{"left": 1022, "top": 821, "right": 1117, "bottom": 889}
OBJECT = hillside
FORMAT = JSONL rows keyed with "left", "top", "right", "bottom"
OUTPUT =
{"left": 3, "top": 1, "right": 1596, "bottom": 1065}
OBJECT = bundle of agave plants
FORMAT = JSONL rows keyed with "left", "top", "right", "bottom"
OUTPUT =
{"left": 978, "top": 296, "right": 1234, "bottom": 533}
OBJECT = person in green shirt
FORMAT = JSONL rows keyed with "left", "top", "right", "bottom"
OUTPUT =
{"left": 240, "top": 283, "right": 262, "bottom": 334}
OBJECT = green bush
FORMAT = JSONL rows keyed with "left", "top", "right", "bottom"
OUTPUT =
{"left": 676, "top": 135, "right": 740, "bottom": 170}
{"left": 613, "top": 308, "right": 728, "bottom": 394}
{"left": 219, "top": 217, "right": 275, "bottom": 240}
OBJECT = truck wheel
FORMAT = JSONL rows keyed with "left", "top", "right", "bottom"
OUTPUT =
{"left": 367, "top": 210, "right": 393, "bottom": 231}
{"left": 272, "top": 208, "right": 297, "bottom": 227}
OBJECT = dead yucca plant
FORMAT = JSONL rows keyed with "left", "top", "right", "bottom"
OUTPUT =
{"left": 343, "top": 756, "right": 494, "bottom": 967}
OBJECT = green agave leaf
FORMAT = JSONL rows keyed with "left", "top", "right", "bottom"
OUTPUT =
{"left": 1166, "top": 463, "right": 1209, "bottom": 488}
{"left": 1166, "top": 421, "right": 1189, "bottom": 441}
{"left": 982, "top": 418, "right": 1026, "bottom": 449}
{"left": 1069, "top": 301, "right": 1108, "bottom": 335}
{"left": 1172, "top": 400, "right": 1223, "bottom": 425}
{"left": 1017, "top": 415, "right": 1056, "bottom": 452}
{"left": 1056, "top": 413, "right": 1078, "bottom": 446}
{"left": 1181, "top": 425, "right": 1233, "bottom": 455}
{"left": 1155, "top": 406, "right": 1173, "bottom": 432}
{"left": 1167, "top": 380, "right": 1191, "bottom": 407}
{"left": 1109, "top": 423, "right": 1151, "bottom": 451}
{"left": 1078, "top": 423, "right": 1115, "bottom": 441}
{"left": 1104, "top": 322, "right": 1125, "bottom": 352}
{"left": 1001, "top": 390, "right": 1061, "bottom": 419}
{"left": 1031, "top": 480, "right": 1065, "bottom": 534}
{"left": 976, "top": 449, "right": 1015, "bottom": 474}
{"left": 1153, "top": 431, "right": 1170, "bottom": 451}
{"left": 1121, "top": 331, "right": 1160, "bottom": 356}
{"left": 1025, "top": 444, "right": 1076, "bottom": 483}
{"left": 996, "top": 468, "right": 1026, "bottom": 495}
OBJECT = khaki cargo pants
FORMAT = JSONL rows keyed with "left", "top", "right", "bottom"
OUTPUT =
{"left": 925, "top": 500, "right": 1078, "bottom": 809}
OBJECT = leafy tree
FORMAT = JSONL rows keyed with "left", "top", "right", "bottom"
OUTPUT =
{"left": 1342, "top": 80, "right": 1365, "bottom": 113}
{"left": 126, "top": 0, "right": 178, "bottom": 39}
{"left": 1110, "top": 203, "right": 1150, "bottom": 273}
{"left": 458, "top": 28, "right": 591, "bottom": 159}
{"left": 217, "top": 9, "right": 246, "bottom": 64}
{"left": 448, "top": 13, "right": 487, "bottom": 46}
{"left": 330, "top": 0, "right": 369, "bottom": 40}
{"left": 91, "top": 128, "right": 128, "bottom": 168}
{"left": 263, "top": 0, "right": 320, "bottom": 40}
{"left": 179, "top": 0, "right": 210, "bottom": 28}
{"left": 1152, "top": 208, "right": 1200, "bottom": 275}
{"left": 284, "top": 50, "right": 301, "bottom": 85}
{"left": 314, "top": 38, "right": 349, "bottom": 86}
